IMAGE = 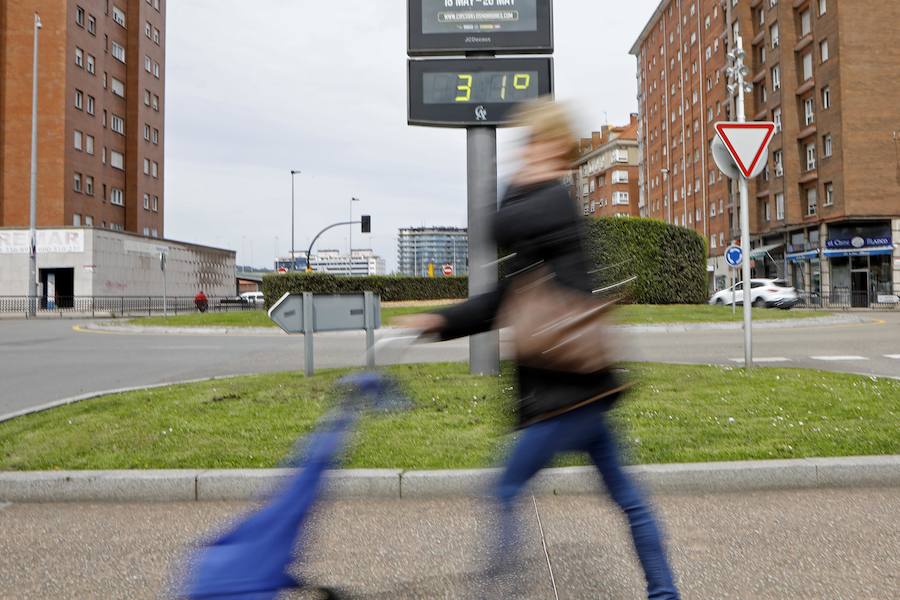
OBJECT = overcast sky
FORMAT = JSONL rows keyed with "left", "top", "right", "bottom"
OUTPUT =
{"left": 164, "top": 0, "right": 659, "bottom": 271}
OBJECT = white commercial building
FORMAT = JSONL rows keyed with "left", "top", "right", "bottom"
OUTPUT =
{"left": 275, "top": 249, "right": 386, "bottom": 277}
{"left": 0, "top": 228, "right": 236, "bottom": 305}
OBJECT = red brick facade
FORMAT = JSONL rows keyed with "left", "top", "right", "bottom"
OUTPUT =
{"left": 573, "top": 114, "right": 642, "bottom": 219}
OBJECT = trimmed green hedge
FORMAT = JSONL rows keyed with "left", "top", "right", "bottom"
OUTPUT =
{"left": 263, "top": 218, "right": 707, "bottom": 306}
{"left": 584, "top": 217, "right": 708, "bottom": 304}
{"left": 262, "top": 273, "right": 468, "bottom": 306}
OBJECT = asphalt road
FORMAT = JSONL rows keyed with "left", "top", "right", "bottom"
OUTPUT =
{"left": 1, "top": 314, "right": 898, "bottom": 420}
{"left": 1, "top": 487, "right": 897, "bottom": 598}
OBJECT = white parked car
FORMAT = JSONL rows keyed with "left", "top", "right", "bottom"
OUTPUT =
{"left": 240, "top": 291, "right": 265, "bottom": 305}
{"left": 709, "top": 279, "right": 799, "bottom": 309}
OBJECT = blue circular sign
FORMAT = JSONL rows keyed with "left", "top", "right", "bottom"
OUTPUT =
{"left": 725, "top": 245, "right": 743, "bottom": 268}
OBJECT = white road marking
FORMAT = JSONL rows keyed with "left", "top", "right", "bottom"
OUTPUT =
{"left": 810, "top": 355, "right": 869, "bottom": 361}
{"left": 884, "top": 355, "right": 900, "bottom": 360}
{"left": 729, "top": 357, "right": 791, "bottom": 363}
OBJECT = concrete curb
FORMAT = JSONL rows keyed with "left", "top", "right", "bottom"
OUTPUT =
{"left": 2, "top": 456, "right": 897, "bottom": 503}
{"left": 80, "top": 314, "right": 869, "bottom": 337}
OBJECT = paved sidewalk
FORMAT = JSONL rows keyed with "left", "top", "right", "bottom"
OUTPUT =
{"left": 1, "top": 487, "right": 896, "bottom": 599}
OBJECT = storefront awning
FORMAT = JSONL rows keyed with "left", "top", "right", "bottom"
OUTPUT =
{"left": 787, "top": 250, "right": 820, "bottom": 262}
{"left": 750, "top": 243, "right": 784, "bottom": 259}
{"left": 823, "top": 246, "right": 894, "bottom": 258}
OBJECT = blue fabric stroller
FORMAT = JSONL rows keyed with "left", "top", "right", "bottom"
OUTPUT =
{"left": 180, "top": 342, "right": 415, "bottom": 600}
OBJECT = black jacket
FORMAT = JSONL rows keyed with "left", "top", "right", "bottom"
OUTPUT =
{"left": 436, "top": 180, "right": 626, "bottom": 428}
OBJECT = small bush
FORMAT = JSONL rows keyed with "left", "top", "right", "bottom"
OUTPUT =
{"left": 585, "top": 217, "right": 708, "bottom": 304}
{"left": 262, "top": 273, "right": 468, "bottom": 307}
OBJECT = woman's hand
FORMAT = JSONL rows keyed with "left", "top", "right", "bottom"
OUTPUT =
{"left": 393, "top": 313, "right": 447, "bottom": 334}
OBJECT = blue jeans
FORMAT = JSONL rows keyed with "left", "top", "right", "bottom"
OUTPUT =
{"left": 492, "top": 402, "right": 680, "bottom": 600}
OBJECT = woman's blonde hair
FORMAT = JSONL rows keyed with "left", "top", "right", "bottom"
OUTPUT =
{"left": 510, "top": 96, "right": 579, "bottom": 162}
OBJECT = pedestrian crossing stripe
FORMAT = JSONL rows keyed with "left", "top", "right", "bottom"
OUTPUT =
{"left": 810, "top": 356, "right": 869, "bottom": 361}
{"left": 729, "top": 357, "right": 791, "bottom": 363}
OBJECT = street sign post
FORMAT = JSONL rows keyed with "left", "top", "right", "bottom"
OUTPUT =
{"left": 724, "top": 245, "right": 743, "bottom": 268}
{"left": 268, "top": 292, "right": 381, "bottom": 376}
{"left": 408, "top": 0, "right": 553, "bottom": 56}
{"left": 712, "top": 37, "right": 776, "bottom": 369}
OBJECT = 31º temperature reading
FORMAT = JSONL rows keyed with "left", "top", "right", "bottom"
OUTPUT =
{"left": 423, "top": 71, "right": 539, "bottom": 105}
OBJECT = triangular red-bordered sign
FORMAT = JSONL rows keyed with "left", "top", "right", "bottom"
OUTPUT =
{"left": 715, "top": 122, "right": 776, "bottom": 179}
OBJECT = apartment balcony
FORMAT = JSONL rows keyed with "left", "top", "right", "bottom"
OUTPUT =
{"left": 799, "top": 170, "right": 818, "bottom": 184}
{"left": 752, "top": 30, "right": 766, "bottom": 46}
{"left": 754, "top": 108, "right": 769, "bottom": 121}
{"left": 750, "top": 0, "right": 763, "bottom": 8}
{"left": 753, "top": 70, "right": 767, "bottom": 84}
{"left": 797, "top": 124, "right": 817, "bottom": 139}
{"left": 793, "top": 0, "right": 811, "bottom": 8}
{"left": 794, "top": 34, "right": 814, "bottom": 53}
{"left": 795, "top": 79, "right": 815, "bottom": 96}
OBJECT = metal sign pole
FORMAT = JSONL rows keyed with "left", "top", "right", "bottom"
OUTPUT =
{"left": 734, "top": 36, "right": 753, "bottom": 369}
{"left": 28, "top": 14, "right": 42, "bottom": 318}
{"left": 302, "top": 292, "right": 314, "bottom": 376}
{"left": 467, "top": 127, "right": 500, "bottom": 375}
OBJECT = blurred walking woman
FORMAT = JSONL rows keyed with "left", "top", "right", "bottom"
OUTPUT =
{"left": 402, "top": 98, "right": 680, "bottom": 599}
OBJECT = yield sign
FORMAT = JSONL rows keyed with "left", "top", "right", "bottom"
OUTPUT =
{"left": 715, "top": 122, "right": 776, "bottom": 179}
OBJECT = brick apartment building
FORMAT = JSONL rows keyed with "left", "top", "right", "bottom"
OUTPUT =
{"left": 573, "top": 114, "right": 642, "bottom": 219}
{"left": 630, "top": 0, "right": 899, "bottom": 304}
{"left": 1, "top": 0, "right": 165, "bottom": 238}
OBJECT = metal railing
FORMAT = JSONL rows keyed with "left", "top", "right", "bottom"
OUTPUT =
{"left": 795, "top": 289, "right": 900, "bottom": 311}
{"left": 0, "top": 296, "right": 264, "bottom": 318}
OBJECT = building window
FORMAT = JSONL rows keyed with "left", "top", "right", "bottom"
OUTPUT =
{"left": 152, "top": 128, "right": 159, "bottom": 144}
{"left": 613, "top": 192, "right": 630, "bottom": 205}
{"left": 771, "top": 65, "right": 781, "bottom": 90}
{"left": 74, "top": 89, "right": 84, "bottom": 110}
{"left": 111, "top": 150, "right": 124, "bottom": 170}
{"left": 143, "top": 227, "right": 150, "bottom": 237}
{"left": 110, "top": 188, "right": 124, "bottom": 206}
{"left": 776, "top": 193, "right": 785, "bottom": 220}
{"left": 804, "top": 97, "right": 815, "bottom": 125}
{"left": 823, "top": 134, "right": 833, "bottom": 158}
{"left": 111, "top": 114, "right": 125, "bottom": 135}
{"left": 85, "top": 135, "right": 94, "bottom": 155}
{"left": 773, "top": 107, "right": 782, "bottom": 132}
{"left": 821, "top": 86, "right": 831, "bottom": 109}
{"left": 85, "top": 176, "right": 94, "bottom": 196}
{"left": 824, "top": 182, "right": 834, "bottom": 206}
{"left": 145, "top": 55, "right": 152, "bottom": 72}
{"left": 802, "top": 53, "right": 813, "bottom": 81}
{"left": 153, "top": 62, "right": 160, "bottom": 78}
{"left": 144, "top": 124, "right": 151, "bottom": 141}
{"left": 612, "top": 170, "right": 629, "bottom": 184}
{"left": 84, "top": 215, "right": 93, "bottom": 226}
{"left": 615, "top": 149, "right": 628, "bottom": 162}
{"left": 151, "top": 229, "right": 158, "bottom": 239}
{"left": 764, "top": 201, "right": 771, "bottom": 222}
{"left": 800, "top": 9, "right": 811, "bottom": 36}
{"left": 75, "top": 47, "right": 84, "bottom": 68}
{"left": 152, "top": 195, "right": 159, "bottom": 212}
{"left": 86, "top": 54, "right": 95, "bottom": 74}
{"left": 153, "top": 28, "right": 160, "bottom": 44}
{"left": 143, "top": 193, "right": 150, "bottom": 209}
{"left": 806, "top": 188, "right": 817, "bottom": 216}
{"left": 774, "top": 150, "right": 784, "bottom": 177}
{"left": 152, "top": 94, "right": 159, "bottom": 111}
{"left": 770, "top": 23, "right": 780, "bottom": 48}
{"left": 145, "top": 21, "right": 152, "bottom": 38}
{"left": 74, "top": 173, "right": 82, "bottom": 192}
{"left": 74, "top": 130, "right": 83, "bottom": 151}
{"left": 87, "top": 15, "right": 96, "bottom": 35}
{"left": 819, "top": 0, "right": 827, "bottom": 15}
{"left": 111, "top": 42, "right": 126, "bottom": 63}
{"left": 144, "top": 90, "right": 151, "bottom": 106}
{"left": 819, "top": 39, "right": 829, "bottom": 63}
{"left": 806, "top": 143, "right": 817, "bottom": 171}
{"left": 112, "top": 6, "right": 126, "bottom": 27}
{"left": 144, "top": 158, "right": 150, "bottom": 175}
{"left": 86, "top": 95, "right": 95, "bottom": 115}
{"left": 111, "top": 77, "right": 125, "bottom": 97}
{"left": 73, "top": 214, "right": 82, "bottom": 226}
{"left": 711, "top": 235, "right": 718, "bottom": 249}
{"left": 76, "top": 6, "right": 85, "bottom": 26}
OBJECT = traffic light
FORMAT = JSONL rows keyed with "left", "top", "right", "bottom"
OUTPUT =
{"left": 361, "top": 215, "right": 371, "bottom": 233}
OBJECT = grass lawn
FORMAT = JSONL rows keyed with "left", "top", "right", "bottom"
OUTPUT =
{"left": 130, "top": 303, "right": 830, "bottom": 329}
{"left": 1, "top": 363, "right": 896, "bottom": 471}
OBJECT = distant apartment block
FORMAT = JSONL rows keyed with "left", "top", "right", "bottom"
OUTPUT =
{"left": 573, "top": 114, "right": 642, "bottom": 219}
{"left": 397, "top": 227, "right": 468, "bottom": 277}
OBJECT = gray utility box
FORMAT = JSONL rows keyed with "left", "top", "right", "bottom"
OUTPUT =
{"left": 269, "top": 292, "right": 380, "bottom": 376}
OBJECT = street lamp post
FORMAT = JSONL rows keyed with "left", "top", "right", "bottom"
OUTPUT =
{"left": 28, "top": 13, "right": 42, "bottom": 317}
{"left": 290, "top": 170, "right": 301, "bottom": 270}
{"left": 349, "top": 197, "right": 360, "bottom": 276}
